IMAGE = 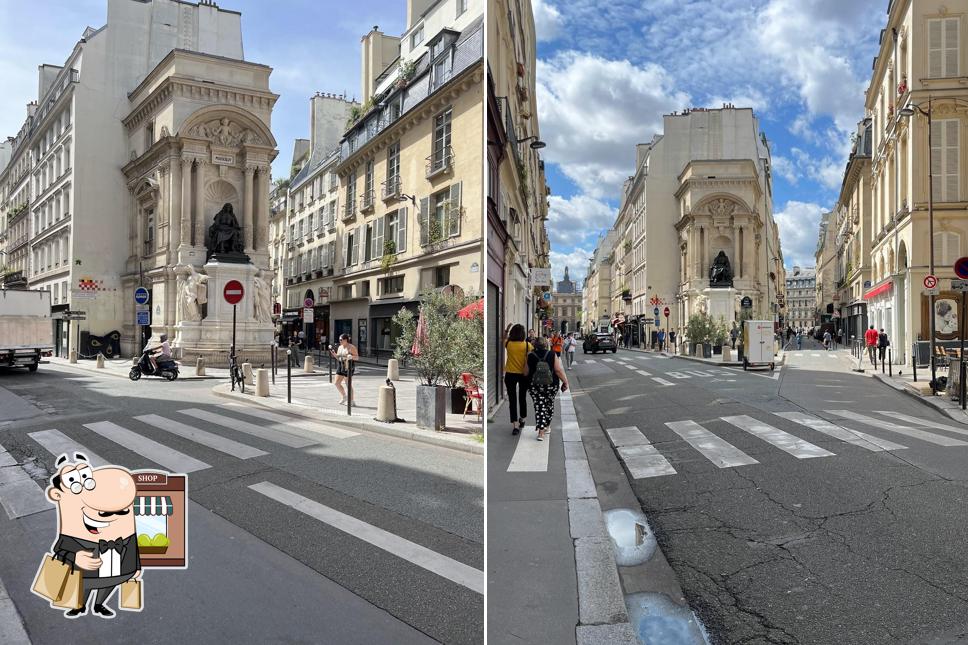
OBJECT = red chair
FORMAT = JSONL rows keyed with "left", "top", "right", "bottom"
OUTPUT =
{"left": 461, "top": 372, "right": 483, "bottom": 421}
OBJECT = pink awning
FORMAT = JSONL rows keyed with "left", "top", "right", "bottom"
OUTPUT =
{"left": 863, "top": 280, "right": 893, "bottom": 300}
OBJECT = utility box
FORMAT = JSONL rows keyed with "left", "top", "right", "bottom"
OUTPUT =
{"left": 743, "top": 320, "right": 775, "bottom": 370}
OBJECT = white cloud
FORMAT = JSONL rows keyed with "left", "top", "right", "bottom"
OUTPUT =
{"left": 550, "top": 246, "right": 596, "bottom": 286}
{"left": 536, "top": 52, "right": 690, "bottom": 198}
{"left": 790, "top": 147, "right": 843, "bottom": 191}
{"left": 546, "top": 194, "right": 616, "bottom": 248}
{"left": 772, "top": 155, "right": 798, "bottom": 186}
{"left": 705, "top": 86, "right": 770, "bottom": 114}
{"left": 774, "top": 200, "right": 826, "bottom": 267}
{"left": 533, "top": 0, "right": 565, "bottom": 42}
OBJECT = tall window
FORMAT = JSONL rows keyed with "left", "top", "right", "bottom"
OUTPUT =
{"left": 929, "top": 17, "right": 959, "bottom": 78}
{"left": 931, "top": 119, "right": 959, "bottom": 202}
{"left": 419, "top": 183, "right": 462, "bottom": 245}
{"left": 431, "top": 109, "right": 452, "bottom": 172}
{"left": 935, "top": 231, "right": 962, "bottom": 266}
{"left": 345, "top": 170, "right": 356, "bottom": 214}
{"left": 363, "top": 159, "right": 374, "bottom": 207}
{"left": 410, "top": 24, "right": 424, "bottom": 49}
{"left": 386, "top": 143, "right": 400, "bottom": 192}
{"left": 457, "top": 0, "right": 467, "bottom": 16}
{"left": 144, "top": 209, "right": 154, "bottom": 256}
{"left": 145, "top": 121, "right": 155, "bottom": 150}
{"left": 386, "top": 208, "right": 408, "bottom": 254}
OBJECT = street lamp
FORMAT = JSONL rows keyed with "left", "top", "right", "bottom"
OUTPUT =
{"left": 899, "top": 100, "right": 938, "bottom": 392}
{"left": 516, "top": 135, "right": 547, "bottom": 150}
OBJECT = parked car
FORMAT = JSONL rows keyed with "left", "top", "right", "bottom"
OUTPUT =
{"left": 583, "top": 332, "right": 617, "bottom": 354}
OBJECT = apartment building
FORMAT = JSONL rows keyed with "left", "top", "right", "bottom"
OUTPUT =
{"left": 333, "top": 0, "right": 483, "bottom": 354}
{"left": 784, "top": 266, "right": 816, "bottom": 330}
{"left": 814, "top": 210, "right": 838, "bottom": 328}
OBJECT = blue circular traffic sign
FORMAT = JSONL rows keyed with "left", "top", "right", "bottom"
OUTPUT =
{"left": 653, "top": 307, "right": 660, "bottom": 316}
{"left": 955, "top": 257, "right": 968, "bottom": 279}
{"left": 134, "top": 287, "right": 150, "bottom": 305}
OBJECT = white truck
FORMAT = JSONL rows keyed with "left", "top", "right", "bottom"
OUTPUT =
{"left": 0, "top": 289, "right": 54, "bottom": 372}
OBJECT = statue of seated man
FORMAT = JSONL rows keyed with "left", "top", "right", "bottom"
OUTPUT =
{"left": 207, "top": 203, "right": 244, "bottom": 256}
{"left": 709, "top": 250, "right": 733, "bottom": 286}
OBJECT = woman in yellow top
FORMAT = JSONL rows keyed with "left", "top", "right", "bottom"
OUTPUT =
{"left": 504, "top": 324, "right": 532, "bottom": 435}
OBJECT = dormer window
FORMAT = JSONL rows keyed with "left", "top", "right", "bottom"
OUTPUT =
{"left": 410, "top": 24, "right": 424, "bottom": 49}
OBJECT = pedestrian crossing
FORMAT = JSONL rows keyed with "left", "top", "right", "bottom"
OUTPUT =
{"left": 0, "top": 405, "right": 361, "bottom": 520}
{"left": 607, "top": 409, "right": 968, "bottom": 479}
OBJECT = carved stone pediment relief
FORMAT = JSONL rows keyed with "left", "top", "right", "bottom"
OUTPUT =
{"left": 187, "top": 117, "right": 266, "bottom": 147}
{"left": 708, "top": 198, "right": 737, "bottom": 218}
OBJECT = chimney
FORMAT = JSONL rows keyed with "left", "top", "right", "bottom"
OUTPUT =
{"left": 26, "top": 101, "right": 38, "bottom": 118}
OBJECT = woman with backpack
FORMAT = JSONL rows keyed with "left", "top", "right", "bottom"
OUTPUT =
{"left": 504, "top": 324, "right": 532, "bottom": 435}
{"left": 527, "top": 337, "right": 569, "bottom": 442}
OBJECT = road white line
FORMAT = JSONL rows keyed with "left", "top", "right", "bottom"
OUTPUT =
{"left": 585, "top": 359, "right": 596, "bottom": 363}
{"left": 178, "top": 409, "right": 317, "bottom": 448}
{"left": 876, "top": 411, "right": 968, "bottom": 438}
{"left": 683, "top": 370, "right": 711, "bottom": 378}
{"left": 219, "top": 404, "right": 360, "bottom": 439}
{"left": 773, "top": 412, "right": 907, "bottom": 452}
{"left": 827, "top": 410, "right": 968, "bottom": 447}
{"left": 29, "top": 429, "right": 108, "bottom": 466}
{"left": 666, "top": 420, "right": 759, "bottom": 468}
{"left": 811, "top": 353, "right": 821, "bottom": 357}
{"left": 624, "top": 364, "right": 638, "bottom": 371}
{"left": 721, "top": 415, "right": 835, "bottom": 459}
{"left": 605, "top": 426, "right": 650, "bottom": 447}
{"left": 616, "top": 444, "right": 677, "bottom": 479}
{"left": 249, "top": 481, "right": 484, "bottom": 594}
{"left": 83, "top": 421, "right": 211, "bottom": 472}
{"left": 636, "top": 370, "right": 652, "bottom": 377}
{"left": 0, "top": 443, "right": 49, "bottom": 519}
{"left": 653, "top": 378, "right": 674, "bottom": 387}
{"left": 602, "top": 358, "right": 616, "bottom": 363}
{"left": 135, "top": 415, "right": 268, "bottom": 459}
{"left": 666, "top": 372, "right": 690, "bottom": 379}
{"left": 506, "top": 427, "right": 550, "bottom": 472}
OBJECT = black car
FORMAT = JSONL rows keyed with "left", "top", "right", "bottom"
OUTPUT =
{"left": 583, "top": 332, "right": 617, "bottom": 354}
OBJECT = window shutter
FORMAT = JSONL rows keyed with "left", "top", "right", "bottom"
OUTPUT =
{"left": 931, "top": 120, "right": 944, "bottom": 203}
{"left": 945, "top": 18, "right": 960, "bottom": 77}
{"left": 945, "top": 119, "right": 959, "bottom": 201}
{"left": 930, "top": 19, "right": 944, "bottom": 77}
{"left": 398, "top": 207, "right": 408, "bottom": 253}
{"left": 351, "top": 229, "right": 359, "bottom": 265}
{"left": 342, "top": 232, "right": 348, "bottom": 267}
{"left": 448, "top": 182, "right": 462, "bottom": 237}
{"left": 419, "top": 197, "right": 430, "bottom": 246}
{"left": 376, "top": 217, "right": 385, "bottom": 256}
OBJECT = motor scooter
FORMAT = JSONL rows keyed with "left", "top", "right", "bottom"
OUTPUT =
{"left": 129, "top": 349, "right": 179, "bottom": 381}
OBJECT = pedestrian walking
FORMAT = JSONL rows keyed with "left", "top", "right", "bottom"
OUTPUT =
{"left": 730, "top": 324, "right": 739, "bottom": 349}
{"left": 877, "top": 328, "right": 890, "bottom": 363}
{"left": 657, "top": 329, "right": 666, "bottom": 352}
{"left": 796, "top": 329, "right": 803, "bottom": 350}
{"left": 526, "top": 328, "right": 537, "bottom": 346}
{"left": 527, "top": 337, "right": 569, "bottom": 442}
{"left": 864, "top": 325, "right": 879, "bottom": 365}
{"left": 329, "top": 333, "right": 359, "bottom": 405}
{"left": 504, "top": 324, "right": 533, "bottom": 435}
{"left": 550, "top": 331, "right": 564, "bottom": 358}
{"left": 823, "top": 330, "right": 832, "bottom": 351}
{"left": 564, "top": 332, "right": 577, "bottom": 369}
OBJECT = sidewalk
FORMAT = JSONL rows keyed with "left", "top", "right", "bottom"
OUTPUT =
{"left": 212, "top": 369, "right": 484, "bottom": 454}
{"left": 872, "top": 366, "right": 968, "bottom": 424}
{"left": 46, "top": 355, "right": 224, "bottom": 380}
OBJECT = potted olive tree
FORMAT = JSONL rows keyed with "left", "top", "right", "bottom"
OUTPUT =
{"left": 686, "top": 313, "right": 713, "bottom": 358}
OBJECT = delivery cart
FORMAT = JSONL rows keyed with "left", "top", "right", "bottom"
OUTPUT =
{"left": 742, "top": 320, "right": 775, "bottom": 371}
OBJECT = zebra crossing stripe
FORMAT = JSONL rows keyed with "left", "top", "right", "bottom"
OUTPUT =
{"left": 666, "top": 372, "right": 690, "bottom": 379}
{"left": 773, "top": 412, "right": 907, "bottom": 452}
{"left": 605, "top": 426, "right": 650, "bottom": 447}
{"left": 827, "top": 410, "right": 968, "bottom": 447}
{"left": 250, "top": 481, "right": 484, "bottom": 594}
{"left": 83, "top": 421, "right": 211, "bottom": 472}
{"left": 135, "top": 414, "right": 268, "bottom": 459}
{"left": 219, "top": 404, "right": 360, "bottom": 439}
{"left": 652, "top": 378, "right": 674, "bottom": 387}
{"left": 178, "top": 409, "right": 317, "bottom": 448}
{"left": 0, "top": 442, "right": 49, "bottom": 519}
{"left": 721, "top": 415, "right": 834, "bottom": 459}
{"left": 602, "top": 358, "right": 616, "bottom": 363}
{"left": 624, "top": 364, "right": 638, "bottom": 370}
{"left": 665, "top": 420, "right": 759, "bottom": 468}
{"left": 636, "top": 370, "right": 651, "bottom": 377}
{"left": 683, "top": 370, "right": 710, "bottom": 378}
{"left": 616, "top": 442, "right": 677, "bottom": 479}
{"left": 29, "top": 429, "right": 108, "bottom": 466}
{"left": 875, "top": 411, "right": 968, "bottom": 438}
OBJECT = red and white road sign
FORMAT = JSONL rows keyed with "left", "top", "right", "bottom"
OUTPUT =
{"left": 663, "top": 307, "right": 670, "bottom": 317}
{"left": 223, "top": 280, "right": 244, "bottom": 305}
{"left": 924, "top": 275, "right": 938, "bottom": 289}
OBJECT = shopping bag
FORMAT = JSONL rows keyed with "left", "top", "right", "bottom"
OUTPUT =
{"left": 119, "top": 579, "right": 142, "bottom": 611}
{"left": 31, "top": 555, "right": 70, "bottom": 602}
{"left": 51, "top": 568, "right": 83, "bottom": 609}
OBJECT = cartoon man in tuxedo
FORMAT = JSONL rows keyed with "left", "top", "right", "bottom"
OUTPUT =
{"left": 43, "top": 453, "right": 141, "bottom": 618}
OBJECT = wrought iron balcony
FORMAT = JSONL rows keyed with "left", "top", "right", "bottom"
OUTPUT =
{"left": 381, "top": 176, "right": 402, "bottom": 202}
{"left": 426, "top": 145, "right": 454, "bottom": 179}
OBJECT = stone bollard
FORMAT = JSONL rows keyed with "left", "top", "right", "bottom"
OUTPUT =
{"left": 721, "top": 347, "right": 732, "bottom": 362}
{"left": 387, "top": 358, "right": 400, "bottom": 381}
{"left": 255, "top": 368, "right": 270, "bottom": 397}
{"left": 303, "top": 354, "right": 314, "bottom": 373}
{"left": 96, "top": 353, "right": 105, "bottom": 368}
{"left": 375, "top": 384, "right": 396, "bottom": 422}
{"left": 195, "top": 357, "right": 206, "bottom": 376}
{"left": 69, "top": 350, "right": 78, "bottom": 364}
{"left": 242, "top": 362, "right": 254, "bottom": 386}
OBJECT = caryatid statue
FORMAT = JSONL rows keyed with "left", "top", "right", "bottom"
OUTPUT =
{"left": 179, "top": 265, "right": 208, "bottom": 322}
{"left": 709, "top": 250, "right": 733, "bottom": 287}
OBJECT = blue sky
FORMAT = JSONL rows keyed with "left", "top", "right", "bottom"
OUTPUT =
{"left": 0, "top": 0, "right": 404, "bottom": 178}
{"left": 533, "top": 0, "right": 887, "bottom": 285}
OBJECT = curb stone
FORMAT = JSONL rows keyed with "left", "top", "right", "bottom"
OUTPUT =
{"left": 873, "top": 372, "right": 968, "bottom": 426}
{"left": 210, "top": 383, "right": 483, "bottom": 455}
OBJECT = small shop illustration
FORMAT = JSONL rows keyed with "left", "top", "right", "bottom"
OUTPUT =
{"left": 31, "top": 455, "right": 187, "bottom": 619}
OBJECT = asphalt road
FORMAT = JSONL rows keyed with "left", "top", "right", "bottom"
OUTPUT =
{"left": 0, "top": 363, "right": 483, "bottom": 644}
{"left": 571, "top": 344, "right": 968, "bottom": 645}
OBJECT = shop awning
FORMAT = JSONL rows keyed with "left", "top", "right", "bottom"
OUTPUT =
{"left": 863, "top": 280, "right": 893, "bottom": 301}
{"left": 135, "top": 496, "right": 173, "bottom": 516}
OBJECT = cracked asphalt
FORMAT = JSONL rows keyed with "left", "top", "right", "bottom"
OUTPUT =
{"left": 571, "top": 345, "right": 968, "bottom": 645}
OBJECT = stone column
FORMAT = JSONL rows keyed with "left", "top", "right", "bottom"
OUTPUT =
{"left": 733, "top": 227, "right": 741, "bottom": 280}
{"left": 170, "top": 159, "right": 182, "bottom": 250}
{"left": 256, "top": 166, "right": 270, "bottom": 252}
{"left": 243, "top": 165, "right": 255, "bottom": 252}
{"left": 194, "top": 161, "right": 206, "bottom": 246}
{"left": 180, "top": 159, "right": 192, "bottom": 247}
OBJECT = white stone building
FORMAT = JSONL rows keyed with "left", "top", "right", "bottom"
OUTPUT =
{"left": 0, "top": 0, "right": 278, "bottom": 359}
{"left": 784, "top": 266, "right": 816, "bottom": 330}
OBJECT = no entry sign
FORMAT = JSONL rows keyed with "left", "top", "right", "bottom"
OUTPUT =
{"left": 955, "top": 257, "right": 968, "bottom": 280}
{"left": 663, "top": 307, "right": 670, "bottom": 317}
{"left": 223, "top": 280, "right": 244, "bottom": 305}
{"left": 924, "top": 275, "right": 938, "bottom": 289}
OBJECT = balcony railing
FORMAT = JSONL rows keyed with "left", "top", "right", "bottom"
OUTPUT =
{"left": 143, "top": 239, "right": 154, "bottom": 257}
{"left": 360, "top": 189, "right": 375, "bottom": 212}
{"left": 381, "top": 177, "right": 402, "bottom": 201}
{"left": 342, "top": 202, "right": 356, "bottom": 221}
{"left": 426, "top": 145, "right": 454, "bottom": 179}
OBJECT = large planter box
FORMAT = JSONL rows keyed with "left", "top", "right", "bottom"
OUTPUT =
{"left": 713, "top": 344, "right": 723, "bottom": 355}
{"left": 737, "top": 344, "right": 745, "bottom": 362}
{"left": 702, "top": 344, "right": 713, "bottom": 359}
{"left": 449, "top": 387, "right": 467, "bottom": 414}
{"left": 416, "top": 385, "right": 447, "bottom": 431}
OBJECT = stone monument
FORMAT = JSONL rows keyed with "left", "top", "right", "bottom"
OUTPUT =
{"left": 703, "top": 250, "right": 737, "bottom": 323}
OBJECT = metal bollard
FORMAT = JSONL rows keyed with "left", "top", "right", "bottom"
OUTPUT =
{"left": 913, "top": 350, "right": 918, "bottom": 382}
{"left": 962, "top": 359, "right": 967, "bottom": 411}
{"left": 346, "top": 360, "right": 353, "bottom": 416}
{"left": 271, "top": 345, "right": 276, "bottom": 385}
{"left": 329, "top": 350, "right": 333, "bottom": 384}
{"left": 881, "top": 351, "right": 885, "bottom": 374}
{"left": 889, "top": 349, "right": 893, "bottom": 377}
{"left": 286, "top": 350, "right": 292, "bottom": 403}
